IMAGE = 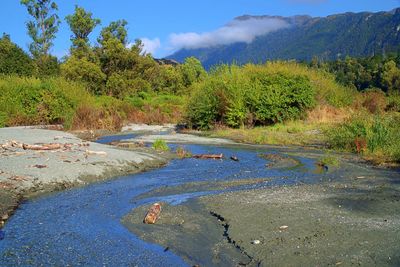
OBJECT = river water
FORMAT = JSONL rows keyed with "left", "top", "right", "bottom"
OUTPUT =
{"left": 0, "top": 136, "right": 397, "bottom": 266}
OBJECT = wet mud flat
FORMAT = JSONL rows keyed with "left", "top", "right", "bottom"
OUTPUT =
{"left": 124, "top": 174, "right": 400, "bottom": 266}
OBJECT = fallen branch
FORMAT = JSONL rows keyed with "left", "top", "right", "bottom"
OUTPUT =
{"left": 22, "top": 143, "right": 62, "bottom": 151}
{"left": 144, "top": 203, "right": 162, "bottom": 224}
{"left": 193, "top": 153, "right": 224, "bottom": 159}
{"left": 84, "top": 150, "right": 107, "bottom": 157}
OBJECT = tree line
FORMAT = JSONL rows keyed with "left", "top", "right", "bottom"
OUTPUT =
{"left": 310, "top": 54, "right": 400, "bottom": 94}
{"left": 1, "top": 0, "right": 206, "bottom": 98}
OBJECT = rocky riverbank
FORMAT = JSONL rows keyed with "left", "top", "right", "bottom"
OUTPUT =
{"left": 0, "top": 126, "right": 169, "bottom": 228}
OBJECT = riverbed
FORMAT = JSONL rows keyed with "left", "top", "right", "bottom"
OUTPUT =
{"left": 0, "top": 131, "right": 399, "bottom": 266}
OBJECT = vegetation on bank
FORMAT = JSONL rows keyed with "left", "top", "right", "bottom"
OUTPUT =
{"left": 0, "top": 0, "right": 399, "bottom": 164}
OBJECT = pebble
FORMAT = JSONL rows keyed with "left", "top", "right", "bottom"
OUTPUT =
{"left": 279, "top": 225, "right": 289, "bottom": 230}
{"left": 252, "top": 240, "right": 261, "bottom": 245}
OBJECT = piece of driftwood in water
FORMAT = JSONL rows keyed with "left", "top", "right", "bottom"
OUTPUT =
{"left": 192, "top": 153, "right": 224, "bottom": 159}
{"left": 144, "top": 203, "right": 162, "bottom": 224}
{"left": 22, "top": 143, "right": 63, "bottom": 151}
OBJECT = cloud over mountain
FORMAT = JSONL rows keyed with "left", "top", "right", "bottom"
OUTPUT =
{"left": 168, "top": 17, "right": 290, "bottom": 51}
{"left": 139, "top": 37, "right": 161, "bottom": 55}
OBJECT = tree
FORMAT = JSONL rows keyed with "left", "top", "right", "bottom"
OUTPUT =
{"left": 65, "top": 6, "right": 100, "bottom": 57}
{"left": 98, "top": 20, "right": 128, "bottom": 46}
{"left": 20, "top": 0, "right": 60, "bottom": 58}
{"left": 382, "top": 60, "right": 400, "bottom": 93}
{"left": 61, "top": 55, "right": 106, "bottom": 95}
{"left": 0, "top": 34, "right": 36, "bottom": 76}
{"left": 179, "top": 57, "right": 206, "bottom": 87}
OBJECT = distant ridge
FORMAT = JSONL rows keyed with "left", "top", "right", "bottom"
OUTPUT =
{"left": 168, "top": 8, "right": 400, "bottom": 68}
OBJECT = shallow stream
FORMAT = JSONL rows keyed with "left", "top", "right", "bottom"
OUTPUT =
{"left": 0, "top": 135, "right": 398, "bottom": 266}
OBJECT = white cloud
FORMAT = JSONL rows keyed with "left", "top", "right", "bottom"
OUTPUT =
{"left": 168, "top": 17, "right": 290, "bottom": 51}
{"left": 139, "top": 37, "right": 161, "bottom": 55}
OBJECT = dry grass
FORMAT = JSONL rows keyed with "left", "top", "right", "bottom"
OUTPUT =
{"left": 306, "top": 105, "right": 351, "bottom": 124}
{"left": 126, "top": 104, "right": 183, "bottom": 125}
{"left": 71, "top": 105, "right": 123, "bottom": 131}
{"left": 209, "top": 120, "right": 327, "bottom": 147}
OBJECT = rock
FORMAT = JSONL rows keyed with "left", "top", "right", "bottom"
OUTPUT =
{"left": 279, "top": 225, "right": 289, "bottom": 230}
{"left": 252, "top": 240, "right": 261, "bottom": 245}
{"left": 230, "top": 156, "right": 239, "bottom": 162}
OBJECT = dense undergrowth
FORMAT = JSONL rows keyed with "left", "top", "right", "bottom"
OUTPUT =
{"left": 0, "top": 75, "right": 185, "bottom": 130}
{"left": 326, "top": 113, "right": 400, "bottom": 163}
{"left": 186, "top": 62, "right": 353, "bottom": 129}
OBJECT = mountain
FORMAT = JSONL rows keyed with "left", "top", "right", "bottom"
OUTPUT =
{"left": 167, "top": 8, "right": 400, "bottom": 68}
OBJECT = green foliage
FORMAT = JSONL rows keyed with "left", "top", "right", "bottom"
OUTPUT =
{"left": 382, "top": 60, "right": 400, "bottom": 93}
{"left": 36, "top": 54, "right": 60, "bottom": 77}
{"left": 98, "top": 20, "right": 128, "bottom": 46}
{"left": 326, "top": 114, "right": 400, "bottom": 162}
{"left": 0, "top": 75, "right": 92, "bottom": 128}
{"left": 262, "top": 61, "right": 354, "bottom": 108}
{"left": 186, "top": 63, "right": 316, "bottom": 129}
{"left": 20, "top": 0, "right": 60, "bottom": 58}
{"left": 61, "top": 55, "right": 106, "bottom": 94}
{"left": 65, "top": 5, "right": 101, "bottom": 57}
{"left": 387, "top": 92, "right": 400, "bottom": 112}
{"left": 152, "top": 138, "right": 169, "bottom": 151}
{"left": 318, "top": 155, "right": 340, "bottom": 167}
{"left": 0, "top": 34, "right": 35, "bottom": 76}
{"left": 179, "top": 57, "right": 206, "bottom": 88}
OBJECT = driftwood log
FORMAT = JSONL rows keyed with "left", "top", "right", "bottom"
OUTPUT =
{"left": 22, "top": 143, "right": 63, "bottom": 151}
{"left": 143, "top": 203, "right": 162, "bottom": 224}
{"left": 192, "top": 153, "right": 223, "bottom": 160}
{"left": 84, "top": 150, "right": 107, "bottom": 156}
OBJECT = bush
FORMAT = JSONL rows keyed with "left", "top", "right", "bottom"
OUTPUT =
{"left": 0, "top": 76, "right": 92, "bottom": 128}
{"left": 361, "top": 89, "right": 387, "bottom": 114}
{"left": 152, "top": 138, "right": 169, "bottom": 151}
{"left": 186, "top": 63, "right": 316, "bottom": 129}
{"left": 61, "top": 56, "right": 106, "bottom": 94}
{"left": 387, "top": 92, "right": 400, "bottom": 112}
{"left": 326, "top": 113, "right": 400, "bottom": 163}
{"left": 0, "top": 34, "right": 36, "bottom": 76}
{"left": 262, "top": 61, "right": 355, "bottom": 107}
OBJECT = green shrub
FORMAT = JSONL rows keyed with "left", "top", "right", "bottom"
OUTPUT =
{"left": 263, "top": 61, "right": 355, "bottom": 107}
{"left": 61, "top": 56, "right": 106, "bottom": 94}
{"left": 0, "top": 34, "right": 36, "bottom": 76}
{"left": 186, "top": 63, "right": 316, "bottom": 129}
{"left": 152, "top": 138, "right": 169, "bottom": 151}
{"left": 387, "top": 92, "right": 400, "bottom": 112}
{"left": 0, "top": 75, "right": 92, "bottom": 128}
{"left": 326, "top": 113, "right": 400, "bottom": 162}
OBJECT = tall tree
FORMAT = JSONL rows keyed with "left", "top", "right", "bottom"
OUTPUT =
{"left": 20, "top": 0, "right": 60, "bottom": 58}
{"left": 65, "top": 6, "right": 100, "bottom": 57}
{"left": 98, "top": 20, "right": 128, "bottom": 46}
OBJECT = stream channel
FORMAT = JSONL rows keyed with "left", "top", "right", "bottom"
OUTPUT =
{"left": 0, "top": 133, "right": 398, "bottom": 266}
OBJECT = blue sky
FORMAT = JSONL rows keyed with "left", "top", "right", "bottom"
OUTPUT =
{"left": 1, "top": 0, "right": 399, "bottom": 58}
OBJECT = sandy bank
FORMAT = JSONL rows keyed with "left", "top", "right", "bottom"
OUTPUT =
{"left": 0, "top": 127, "right": 168, "bottom": 227}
